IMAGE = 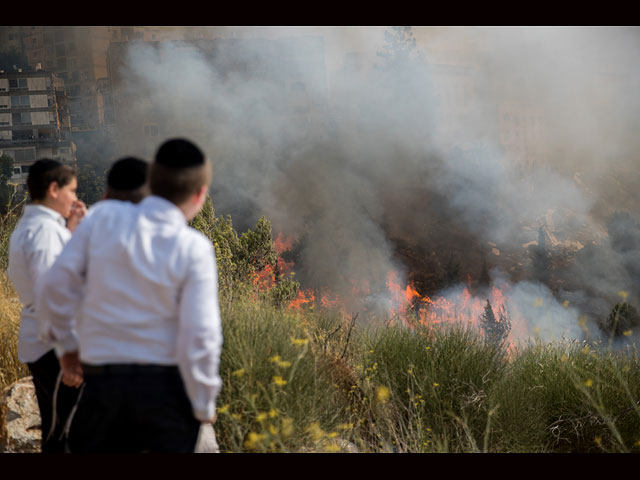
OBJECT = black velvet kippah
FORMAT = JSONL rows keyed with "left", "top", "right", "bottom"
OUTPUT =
{"left": 154, "top": 138, "right": 205, "bottom": 168}
{"left": 107, "top": 157, "right": 148, "bottom": 190}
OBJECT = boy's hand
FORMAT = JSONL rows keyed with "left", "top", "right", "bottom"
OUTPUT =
{"left": 67, "top": 200, "right": 87, "bottom": 233}
{"left": 60, "top": 351, "right": 84, "bottom": 388}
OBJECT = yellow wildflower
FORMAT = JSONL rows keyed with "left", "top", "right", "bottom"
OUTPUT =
{"left": 581, "top": 345, "right": 590, "bottom": 355}
{"left": 231, "top": 413, "right": 242, "bottom": 420}
{"left": 327, "top": 432, "right": 339, "bottom": 438}
{"left": 244, "top": 432, "right": 266, "bottom": 450}
{"left": 217, "top": 404, "right": 230, "bottom": 415}
{"left": 425, "top": 346, "right": 431, "bottom": 351}
{"left": 325, "top": 443, "right": 340, "bottom": 452}
{"left": 268, "top": 425, "right": 278, "bottom": 435}
{"left": 339, "top": 423, "right": 354, "bottom": 431}
{"left": 268, "top": 409, "right": 278, "bottom": 418}
{"left": 376, "top": 385, "right": 391, "bottom": 404}
{"left": 273, "top": 375, "right": 288, "bottom": 386}
{"left": 269, "top": 355, "right": 282, "bottom": 364}
{"left": 623, "top": 329, "right": 633, "bottom": 337}
{"left": 618, "top": 290, "right": 629, "bottom": 300}
{"left": 584, "top": 379, "right": 593, "bottom": 388}
{"left": 433, "top": 382, "right": 439, "bottom": 387}
{"left": 232, "top": 369, "right": 245, "bottom": 377}
{"left": 290, "top": 337, "right": 309, "bottom": 346}
{"left": 277, "top": 360, "right": 292, "bottom": 368}
{"left": 256, "top": 412, "right": 268, "bottom": 422}
{"left": 281, "top": 417, "right": 294, "bottom": 438}
{"left": 307, "top": 422, "right": 325, "bottom": 441}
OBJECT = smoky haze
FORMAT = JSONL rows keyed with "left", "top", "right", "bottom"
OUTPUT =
{"left": 113, "top": 27, "right": 640, "bottom": 341}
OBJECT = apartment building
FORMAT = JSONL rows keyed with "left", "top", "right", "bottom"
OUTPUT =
{"left": 0, "top": 67, "right": 76, "bottom": 190}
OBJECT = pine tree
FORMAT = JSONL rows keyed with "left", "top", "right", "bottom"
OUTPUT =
{"left": 479, "top": 299, "right": 511, "bottom": 345}
{"left": 599, "top": 302, "right": 640, "bottom": 338}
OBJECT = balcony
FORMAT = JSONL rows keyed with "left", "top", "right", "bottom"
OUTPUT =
{"left": 0, "top": 136, "right": 71, "bottom": 148}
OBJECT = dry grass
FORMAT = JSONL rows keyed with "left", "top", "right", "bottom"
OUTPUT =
{"left": 0, "top": 271, "right": 29, "bottom": 391}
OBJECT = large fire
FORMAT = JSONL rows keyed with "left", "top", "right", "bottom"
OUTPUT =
{"left": 256, "top": 233, "right": 528, "bottom": 345}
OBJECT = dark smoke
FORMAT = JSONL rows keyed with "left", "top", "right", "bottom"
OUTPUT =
{"left": 109, "top": 27, "right": 640, "bottom": 342}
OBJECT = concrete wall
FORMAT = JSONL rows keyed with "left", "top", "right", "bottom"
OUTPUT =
{"left": 27, "top": 77, "right": 46, "bottom": 91}
{"left": 29, "top": 93, "right": 48, "bottom": 108}
{"left": 31, "top": 112, "right": 49, "bottom": 125}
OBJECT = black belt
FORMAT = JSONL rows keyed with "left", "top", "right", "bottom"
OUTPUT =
{"left": 81, "top": 364, "right": 179, "bottom": 375}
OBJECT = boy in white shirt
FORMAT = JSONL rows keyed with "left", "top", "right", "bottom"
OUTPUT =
{"left": 8, "top": 159, "right": 86, "bottom": 453}
{"left": 37, "top": 139, "right": 223, "bottom": 452}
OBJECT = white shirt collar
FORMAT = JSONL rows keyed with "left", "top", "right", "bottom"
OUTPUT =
{"left": 139, "top": 195, "right": 187, "bottom": 225}
{"left": 24, "top": 204, "right": 67, "bottom": 227}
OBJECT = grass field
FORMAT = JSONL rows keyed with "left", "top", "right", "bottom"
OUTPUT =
{"left": 1, "top": 210, "right": 639, "bottom": 452}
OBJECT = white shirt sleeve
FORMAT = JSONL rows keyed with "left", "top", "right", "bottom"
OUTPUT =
{"left": 36, "top": 217, "right": 90, "bottom": 353}
{"left": 176, "top": 236, "right": 224, "bottom": 422}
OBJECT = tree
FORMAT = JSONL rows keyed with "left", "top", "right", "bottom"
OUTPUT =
{"left": 189, "top": 194, "right": 293, "bottom": 305}
{"left": 599, "top": 302, "right": 640, "bottom": 339}
{"left": 377, "top": 26, "right": 422, "bottom": 67}
{"left": 76, "top": 162, "right": 106, "bottom": 206}
{"left": 0, "top": 154, "right": 17, "bottom": 213}
{"left": 479, "top": 299, "right": 512, "bottom": 345}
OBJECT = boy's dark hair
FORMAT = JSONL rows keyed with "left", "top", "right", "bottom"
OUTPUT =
{"left": 149, "top": 138, "right": 211, "bottom": 205}
{"left": 27, "top": 158, "right": 76, "bottom": 201}
{"left": 105, "top": 157, "right": 150, "bottom": 204}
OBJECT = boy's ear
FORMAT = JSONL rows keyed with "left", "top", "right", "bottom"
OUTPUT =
{"left": 47, "top": 181, "right": 60, "bottom": 200}
{"left": 195, "top": 184, "right": 208, "bottom": 203}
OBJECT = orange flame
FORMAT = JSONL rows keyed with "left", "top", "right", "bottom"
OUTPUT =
{"left": 258, "top": 233, "right": 526, "bottom": 349}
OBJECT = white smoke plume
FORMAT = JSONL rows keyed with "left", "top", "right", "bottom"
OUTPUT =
{"left": 109, "top": 27, "right": 640, "bottom": 340}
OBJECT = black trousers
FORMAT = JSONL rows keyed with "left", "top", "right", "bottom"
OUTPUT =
{"left": 27, "top": 349, "right": 81, "bottom": 453}
{"left": 67, "top": 364, "right": 200, "bottom": 453}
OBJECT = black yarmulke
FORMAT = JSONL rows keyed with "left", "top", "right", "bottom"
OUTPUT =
{"left": 155, "top": 138, "right": 205, "bottom": 168}
{"left": 107, "top": 157, "right": 148, "bottom": 190}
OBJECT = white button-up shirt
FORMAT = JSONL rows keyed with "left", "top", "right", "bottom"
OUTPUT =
{"left": 8, "top": 204, "right": 78, "bottom": 363}
{"left": 36, "top": 196, "right": 223, "bottom": 421}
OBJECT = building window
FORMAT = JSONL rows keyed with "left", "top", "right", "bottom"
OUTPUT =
{"left": 13, "top": 167, "right": 21, "bottom": 175}
{"left": 9, "top": 78, "right": 28, "bottom": 90}
{"left": 12, "top": 131, "right": 32, "bottom": 141}
{"left": 15, "top": 150, "right": 36, "bottom": 162}
{"left": 12, "top": 112, "right": 31, "bottom": 125}
{"left": 11, "top": 96, "right": 30, "bottom": 107}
